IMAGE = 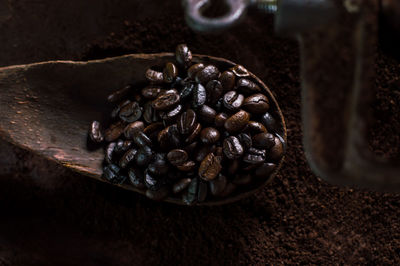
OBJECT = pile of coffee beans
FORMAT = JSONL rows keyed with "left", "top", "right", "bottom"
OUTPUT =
{"left": 88, "top": 44, "right": 285, "bottom": 204}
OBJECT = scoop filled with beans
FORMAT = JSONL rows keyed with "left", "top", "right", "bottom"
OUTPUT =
{"left": 88, "top": 44, "right": 286, "bottom": 205}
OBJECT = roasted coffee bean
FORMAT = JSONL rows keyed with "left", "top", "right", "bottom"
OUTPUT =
{"left": 242, "top": 94, "right": 270, "bottom": 114}
{"left": 111, "top": 99, "right": 130, "bottom": 119}
{"left": 192, "top": 83, "right": 207, "bottom": 109}
{"left": 219, "top": 70, "right": 236, "bottom": 91}
{"left": 255, "top": 162, "right": 276, "bottom": 178}
{"left": 215, "top": 146, "right": 223, "bottom": 157}
{"left": 209, "top": 174, "right": 227, "bottom": 196}
{"left": 237, "top": 133, "right": 252, "bottom": 151}
{"left": 228, "top": 159, "right": 240, "bottom": 175}
{"left": 198, "top": 180, "right": 208, "bottom": 202}
{"left": 143, "top": 122, "right": 164, "bottom": 140}
{"left": 141, "top": 86, "right": 164, "bottom": 99}
{"left": 214, "top": 98, "right": 224, "bottom": 112}
{"left": 224, "top": 110, "right": 250, "bottom": 133}
{"left": 200, "top": 127, "right": 220, "bottom": 144}
{"left": 113, "top": 140, "right": 133, "bottom": 154}
{"left": 198, "top": 105, "right": 217, "bottom": 124}
{"left": 145, "top": 68, "right": 164, "bottom": 84}
{"left": 176, "top": 160, "right": 196, "bottom": 172}
{"left": 261, "top": 112, "right": 279, "bottom": 133}
{"left": 215, "top": 113, "right": 229, "bottom": 127}
{"left": 173, "top": 178, "right": 192, "bottom": 194}
{"left": 128, "top": 168, "right": 145, "bottom": 189}
{"left": 195, "top": 65, "right": 220, "bottom": 85}
{"left": 89, "top": 121, "right": 104, "bottom": 143}
{"left": 168, "top": 124, "right": 181, "bottom": 148}
{"left": 182, "top": 177, "right": 198, "bottom": 205}
{"left": 105, "top": 142, "right": 117, "bottom": 164}
{"left": 119, "top": 148, "right": 138, "bottom": 168}
{"left": 184, "top": 141, "right": 198, "bottom": 154}
{"left": 143, "top": 102, "right": 157, "bottom": 124}
{"left": 163, "top": 62, "right": 178, "bottom": 83}
{"left": 133, "top": 131, "right": 152, "bottom": 147}
{"left": 185, "top": 123, "right": 202, "bottom": 143}
{"left": 199, "top": 153, "right": 222, "bottom": 181}
{"left": 253, "top": 132, "right": 275, "bottom": 149}
{"left": 146, "top": 187, "right": 169, "bottom": 201}
{"left": 246, "top": 121, "right": 267, "bottom": 134}
{"left": 104, "top": 121, "right": 125, "bottom": 142}
{"left": 167, "top": 149, "right": 188, "bottom": 166}
{"left": 119, "top": 101, "right": 142, "bottom": 123}
{"left": 243, "top": 147, "right": 266, "bottom": 164}
{"left": 236, "top": 79, "right": 261, "bottom": 94}
{"left": 176, "top": 44, "right": 192, "bottom": 68}
{"left": 187, "top": 63, "right": 205, "bottom": 79}
{"left": 144, "top": 170, "right": 164, "bottom": 190}
{"left": 152, "top": 90, "right": 180, "bottom": 111}
{"left": 103, "top": 164, "right": 125, "bottom": 184}
{"left": 223, "top": 136, "right": 244, "bottom": 159}
{"left": 232, "top": 173, "right": 252, "bottom": 185}
{"left": 124, "top": 121, "right": 145, "bottom": 139}
{"left": 223, "top": 91, "right": 244, "bottom": 111}
{"left": 161, "top": 104, "right": 182, "bottom": 123}
{"left": 231, "top": 64, "right": 250, "bottom": 77}
{"left": 148, "top": 157, "right": 169, "bottom": 176}
{"left": 205, "top": 80, "right": 223, "bottom": 104}
{"left": 180, "top": 83, "right": 195, "bottom": 101}
{"left": 178, "top": 109, "right": 197, "bottom": 134}
{"left": 195, "top": 145, "right": 216, "bottom": 162}
{"left": 107, "top": 85, "right": 132, "bottom": 103}
{"left": 268, "top": 136, "right": 284, "bottom": 161}
{"left": 218, "top": 182, "right": 236, "bottom": 197}
{"left": 135, "top": 146, "right": 154, "bottom": 167}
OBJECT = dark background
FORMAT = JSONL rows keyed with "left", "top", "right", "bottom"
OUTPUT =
{"left": 1, "top": 0, "right": 400, "bottom": 265}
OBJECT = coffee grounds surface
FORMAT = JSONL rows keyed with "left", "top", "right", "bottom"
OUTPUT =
{"left": 0, "top": 5, "right": 400, "bottom": 266}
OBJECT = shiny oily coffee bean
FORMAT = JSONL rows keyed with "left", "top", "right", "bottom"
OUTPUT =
{"left": 237, "top": 133, "right": 252, "bottom": 151}
{"left": 167, "top": 149, "right": 189, "bottom": 166}
{"left": 199, "top": 153, "right": 222, "bottom": 181}
{"left": 178, "top": 109, "right": 197, "bottom": 134}
{"left": 182, "top": 177, "right": 198, "bottom": 205}
{"left": 104, "top": 121, "right": 125, "bottom": 142}
{"left": 200, "top": 127, "right": 220, "bottom": 144}
{"left": 103, "top": 164, "right": 126, "bottom": 184}
{"left": 246, "top": 121, "right": 267, "bottom": 134}
{"left": 185, "top": 123, "right": 202, "bottom": 144}
{"left": 243, "top": 147, "right": 266, "bottom": 164}
{"left": 214, "top": 113, "right": 229, "bottom": 128}
{"left": 197, "top": 180, "right": 208, "bottom": 202}
{"left": 143, "top": 122, "right": 164, "bottom": 140}
{"left": 236, "top": 79, "right": 261, "bottom": 94}
{"left": 119, "top": 101, "right": 142, "bottom": 123}
{"left": 152, "top": 90, "right": 180, "bottom": 111}
{"left": 141, "top": 86, "right": 164, "bottom": 99}
{"left": 144, "top": 170, "right": 165, "bottom": 190}
{"left": 176, "top": 44, "right": 192, "bottom": 68}
{"left": 180, "top": 83, "right": 195, "bottom": 101}
{"left": 253, "top": 132, "right": 275, "bottom": 149}
{"left": 145, "top": 68, "right": 164, "bottom": 84}
{"left": 135, "top": 146, "right": 154, "bottom": 167}
{"left": 232, "top": 173, "right": 252, "bottom": 185}
{"left": 261, "top": 112, "right": 279, "bottom": 133}
{"left": 119, "top": 148, "right": 138, "bottom": 169}
{"left": 128, "top": 168, "right": 145, "bottom": 189}
{"left": 146, "top": 187, "right": 169, "bottom": 201}
{"left": 195, "top": 145, "right": 216, "bottom": 162}
{"left": 242, "top": 94, "right": 270, "bottom": 114}
{"left": 115, "top": 140, "right": 134, "bottom": 154}
{"left": 143, "top": 102, "right": 158, "bottom": 124}
{"left": 172, "top": 178, "right": 192, "bottom": 194}
{"left": 124, "top": 121, "right": 145, "bottom": 139}
{"left": 111, "top": 99, "right": 130, "bottom": 119}
{"left": 107, "top": 85, "right": 132, "bottom": 103}
{"left": 195, "top": 65, "right": 220, "bottom": 85}
{"left": 255, "top": 162, "right": 276, "bottom": 178}
{"left": 198, "top": 105, "right": 216, "bottom": 124}
{"left": 163, "top": 62, "right": 178, "bottom": 83}
{"left": 224, "top": 110, "right": 250, "bottom": 133}
{"left": 177, "top": 160, "right": 196, "bottom": 172}
{"left": 209, "top": 174, "right": 227, "bottom": 196}
{"left": 160, "top": 104, "right": 182, "bottom": 124}
{"left": 223, "top": 91, "right": 244, "bottom": 111}
{"left": 192, "top": 83, "right": 207, "bottom": 109}
{"left": 133, "top": 131, "right": 152, "bottom": 148}
{"left": 269, "top": 136, "right": 284, "bottom": 161}
{"left": 205, "top": 80, "right": 223, "bottom": 105}
{"left": 231, "top": 64, "right": 250, "bottom": 77}
{"left": 219, "top": 70, "right": 236, "bottom": 91}
{"left": 105, "top": 142, "right": 117, "bottom": 164}
{"left": 223, "top": 136, "right": 244, "bottom": 159}
{"left": 187, "top": 63, "right": 205, "bottom": 79}
{"left": 89, "top": 121, "right": 104, "bottom": 143}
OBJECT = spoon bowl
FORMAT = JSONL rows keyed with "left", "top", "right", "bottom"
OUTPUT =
{"left": 0, "top": 53, "right": 286, "bottom": 205}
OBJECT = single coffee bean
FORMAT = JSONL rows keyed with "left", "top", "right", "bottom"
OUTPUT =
{"left": 198, "top": 180, "right": 208, "bottom": 202}
{"left": 199, "top": 153, "right": 222, "bottom": 181}
{"left": 228, "top": 159, "right": 240, "bottom": 175}
{"left": 103, "top": 164, "right": 125, "bottom": 184}
{"left": 135, "top": 146, "right": 154, "bottom": 167}
{"left": 231, "top": 64, "right": 250, "bottom": 77}
{"left": 237, "top": 133, "right": 252, "bottom": 151}
{"left": 105, "top": 142, "right": 116, "bottom": 164}
{"left": 148, "top": 157, "right": 169, "bottom": 176}
{"left": 253, "top": 132, "right": 275, "bottom": 149}
{"left": 173, "top": 178, "right": 192, "bottom": 194}
{"left": 178, "top": 109, "right": 197, "bottom": 134}
{"left": 184, "top": 141, "right": 198, "bottom": 154}
{"left": 107, "top": 85, "right": 132, "bottom": 103}
{"left": 161, "top": 104, "right": 182, "bottom": 124}
{"left": 242, "top": 94, "right": 270, "bottom": 114}
{"left": 111, "top": 99, "right": 130, "bottom": 119}
{"left": 119, "top": 101, "right": 142, "bottom": 123}
{"left": 232, "top": 173, "right": 252, "bottom": 185}
{"left": 224, "top": 110, "right": 250, "bottom": 133}
{"left": 268, "top": 136, "right": 284, "bottom": 161}
{"left": 236, "top": 79, "right": 261, "bottom": 94}
{"left": 246, "top": 121, "right": 267, "bottom": 134}
{"left": 89, "top": 121, "right": 104, "bottom": 143}
{"left": 141, "top": 86, "right": 164, "bottom": 99}
{"left": 176, "top": 160, "right": 196, "bottom": 172}
{"left": 223, "top": 136, "right": 244, "bottom": 159}
{"left": 176, "top": 44, "right": 192, "bottom": 68}
{"left": 163, "top": 62, "right": 178, "bottom": 83}
{"left": 104, "top": 121, "right": 125, "bottom": 142}
{"left": 128, "top": 168, "right": 145, "bottom": 189}
{"left": 255, "top": 162, "right": 276, "bottom": 178}
{"left": 215, "top": 113, "right": 229, "bottom": 128}
{"left": 133, "top": 131, "right": 152, "bottom": 148}
{"left": 146, "top": 186, "right": 170, "bottom": 201}
{"left": 209, "top": 174, "right": 227, "bottom": 196}
{"left": 152, "top": 90, "right": 180, "bottom": 111}
{"left": 198, "top": 105, "right": 217, "bottom": 124}
{"left": 195, "top": 145, "right": 216, "bottom": 162}
{"left": 182, "top": 177, "right": 198, "bottom": 205}
{"left": 243, "top": 147, "right": 266, "bottom": 164}
{"left": 145, "top": 68, "right": 164, "bottom": 84}
{"left": 119, "top": 148, "right": 138, "bottom": 168}
{"left": 143, "top": 102, "right": 157, "bottom": 124}
{"left": 144, "top": 170, "right": 164, "bottom": 190}
{"left": 192, "top": 83, "right": 207, "bottom": 109}
{"left": 187, "top": 63, "right": 205, "bottom": 79}
{"left": 219, "top": 70, "right": 236, "bottom": 91}
{"left": 200, "top": 127, "right": 220, "bottom": 144}
{"left": 180, "top": 83, "right": 195, "bottom": 101}
{"left": 185, "top": 123, "right": 202, "bottom": 143}
{"left": 261, "top": 112, "right": 279, "bottom": 133}
{"left": 167, "top": 149, "right": 189, "bottom": 166}
{"left": 218, "top": 182, "right": 236, "bottom": 197}
{"left": 205, "top": 80, "right": 223, "bottom": 104}
{"left": 195, "top": 65, "right": 220, "bottom": 85}
{"left": 143, "top": 122, "right": 164, "bottom": 140}
{"left": 124, "top": 121, "right": 145, "bottom": 139}
{"left": 223, "top": 91, "right": 244, "bottom": 111}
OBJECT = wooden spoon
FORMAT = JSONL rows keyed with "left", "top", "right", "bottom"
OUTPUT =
{"left": 0, "top": 53, "right": 286, "bottom": 205}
